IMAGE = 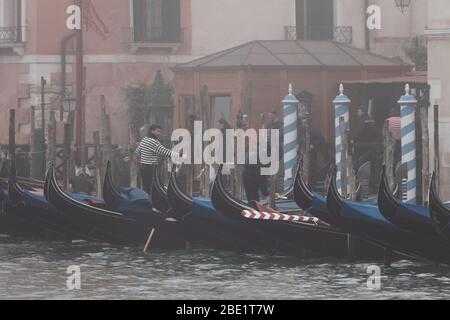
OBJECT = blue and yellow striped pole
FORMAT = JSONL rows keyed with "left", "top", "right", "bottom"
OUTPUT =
{"left": 333, "top": 84, "right": 351, "bottom": 194}
{"left": 399, "top": 84, "right": 417, "bottom": 204}
{"left": 283, "top": 84, "right": 299, "bottom": 190}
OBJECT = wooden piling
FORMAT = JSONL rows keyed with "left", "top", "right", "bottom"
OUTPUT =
{"left": 46, "top": 110, "right": 56, "bottom": 165}
{"left": 434, "top": 105, "right": 440, "bottom": 193}
{"left": 93, "top": 131, "right": 103, "bottom": 196}
{"left": 29, "top": 106, "right": 36, "bottom": 179}
{"left": 128, "top": 121, "right": 139, "bottom": 189}
{"left": 347, "top": 132, "right": 357, "bottom": 201}
{"left": 9, "top": 109, "right": 16, "bottom": 161}
{"left": 300, "top": 118, "right": 311, "bottom": 187}
{"left": 199, "top": 86, "right": 211, "bottom": 197}
{"left": 63, "top": 113, "right": 74, "bottom": 190}
{"left": 347, "top": 157, "right": 357, "bottom": 261}
{"left": 420, "top": 106, "right": 429, "bottom": 204}
{"left": 185, "top": 113, "right": 195, "bottom": 196}
{"left": 383, "top": 122, "right": 396, "bottom": 191}
{"left": 100, "top": 95, "right": 113, "bottom": 166}
{"left": 40, "top": 77, "right": 47, "bottom": 173}
{"left": 269, "top": 129, "right": 277, "bottom": 207}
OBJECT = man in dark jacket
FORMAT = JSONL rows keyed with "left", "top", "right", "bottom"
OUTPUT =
{"left": 352, "top": 106, "right": 377, "bottom": 168}
{"left": 70, "top": 167, "right": 95, "bottom": 195}
{"left": 309, "top": 127, "right": 325, "bottom": 189}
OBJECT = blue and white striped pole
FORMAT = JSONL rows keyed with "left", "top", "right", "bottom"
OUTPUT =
{"left": 399, "top": 84, "right": 417, "bottom": 204}
{"left": 333, "top": 84, "right": 351, "bottom": 194}
{"left": 283, "top": 84, "right": 299, "bottom": 190}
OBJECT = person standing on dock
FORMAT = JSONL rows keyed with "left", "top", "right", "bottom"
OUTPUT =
{"left": 134, "top": 124, "right": 179, "bottom": 195}
{"left": 242, "top": 133, "right": 271, "bottom": 205}
{"left": 386, "top": 106, "right": 401, "bottom": 168}
{"left": 352, "top": 105, "right": 377, "bottom": 168}
{"left": 70, "top": 167, "right": 95, "bottom": 196}
{"left": 309, "top": 126, "right": 325, "bottom": 190}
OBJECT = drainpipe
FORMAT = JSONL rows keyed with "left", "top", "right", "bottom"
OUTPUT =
{"left": 60, "top": 32, "right": 77, "bottom": 121}
{"left": 75, "top": 0, "right": 84, "bottom": 166}
{"left": 365, "top": 0, "right": 370, "bottom": 51}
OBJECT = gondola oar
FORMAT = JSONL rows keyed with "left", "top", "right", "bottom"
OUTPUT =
{"left": 143, "top": 228, "right": 156, "bottom": 254}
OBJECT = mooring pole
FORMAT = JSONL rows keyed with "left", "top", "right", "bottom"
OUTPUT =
{"left": 399, "top": 84, "right": 418, "bottom": 204}
{"left": 339, "top": 116, "right": 348, "bottom": 198}
{"left": 41, "top": 76, "right": 47, "bottom": 175}
{"left": 46, "top": 110, "right": 56, "bottom": 165}
{"left": 282, "top": 84, "right": 299, "bottom": 191}
{"left": 333, "top": 84, "right": 351, "bottom": 195}
{"left": 75, "top": 0, "right": 84, "bottom": 166}
{"left": 420, "top": 106, "right": 429, "bottom": 204}
{"left": 93, "top": 131, "right": 103, "bottom": 196}
{"left": 29, "top": 106, "right": 36, "bottom": 179}
{"left": 100, "top": 95, "right": 112, "bottom": 166}
{"left": 383, "top": 122, "right": 396, "bottom": 191}
{"left": 63, "top": 113, "right": 74, "bottom": 190}
{"left": 9, "top": 109, "right": 16, "bottom": 162}
{"left": 434, "top": 105, "right": 440, "bottom": 193}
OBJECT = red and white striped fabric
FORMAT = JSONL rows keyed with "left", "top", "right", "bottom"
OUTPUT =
{"left": 241, "top": 210, "right": 319, "bottom": 224}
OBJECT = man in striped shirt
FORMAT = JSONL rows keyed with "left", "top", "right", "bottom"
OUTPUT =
{"left": 135, "top": 125, "right": 179, "bottom": 195}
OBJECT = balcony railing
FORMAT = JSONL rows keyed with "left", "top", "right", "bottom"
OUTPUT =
{"left": 131, "top": 27, "right": 184, "bottom": 44}
{"left": 284, "top": 26, "right": 353, "bottom": 44}
{"left": 0, "top": 26, "right": 22, "bottom": 43}
{"left": 125, "top": 26, "right": 185, "bottom": 53}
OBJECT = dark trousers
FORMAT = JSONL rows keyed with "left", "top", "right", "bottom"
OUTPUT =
{"left": 140, "top": 164, "right": 156, "bottom": 195}
{"left": 243, "top": 174, "right": 269, "bottom": 202}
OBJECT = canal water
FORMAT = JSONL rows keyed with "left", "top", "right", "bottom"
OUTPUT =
{"left": 1, "top": 239, "right": 450, "bottom": 300}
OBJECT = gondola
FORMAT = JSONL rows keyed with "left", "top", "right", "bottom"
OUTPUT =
{"left": 429, "top": 172, "right": 450, "bottom": 239}
{"left": 0, "top": 160, "right": 9, "bottom": 179}
{"left": 166, "top": 166, "right": 192, "bottom": 221}
{"left": 167, "top": 166, "right": 269, "bottom": 251}
{"left": 0, "top": 160, "right": 44, "bottom": 190}
{"left": 293, "top": 164, "right": 332, "bottom": 223}
{"left": 103, "top": 161, "right": 185, "bottom": 248}
{"left": 102, "top": 160, "right": 121, "bottom": 210}
{"left": 103, "top": 160, "right": 175, "bottom": 217}
{"left": 102, "top": 161, "right": 151, "bottom": 212}
{"left": 0, "top": 160, "right": 47, "bottom": 238}
{"left": 5, "top": 173, "right": 81, "bottom": 241}
{"left": 211, "top": 164, "right": 387, "bottom": 259}
{"left": 327, "top": 172, "right": 450, "bottom": 264}
{"left": 0, "top": 158, "right": 88, "bottom": 239}
{"left": 378, "top": 166, "right": 442, "bottom": 238}
{"left": 294, "top": 162, "right": 386, "bottom": 225}
{"left": 151, "top": 165, "right": 170, "bottom": 214}
{"left": 275, "top": 178, "right": 294, "bottom": 201}
{"left": 45, "top": 161, "right": 182, "bottom": 247}
{"left": 293, "top": 162, "right": 313, "bottom": 211}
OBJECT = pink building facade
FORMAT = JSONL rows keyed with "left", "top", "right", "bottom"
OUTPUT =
{"left": 0, "top": 0, "right": 193, "bottom": 146}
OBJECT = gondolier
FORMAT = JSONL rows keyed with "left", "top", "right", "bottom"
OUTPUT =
{"left": 135, "top": 125, "right": 179, "bottom": 195}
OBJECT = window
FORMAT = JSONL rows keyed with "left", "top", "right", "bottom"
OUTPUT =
{"left": 211, "top": 96, "right": 232, "bottom": 128}
{"left": 295, "top": 0, "right": 334, "bottom": 40}
{"left": 133, "top": 0, "right": 181, "bottom": 43}
{"left": 0, "top": 0, "right": 22, "bottom": 43}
